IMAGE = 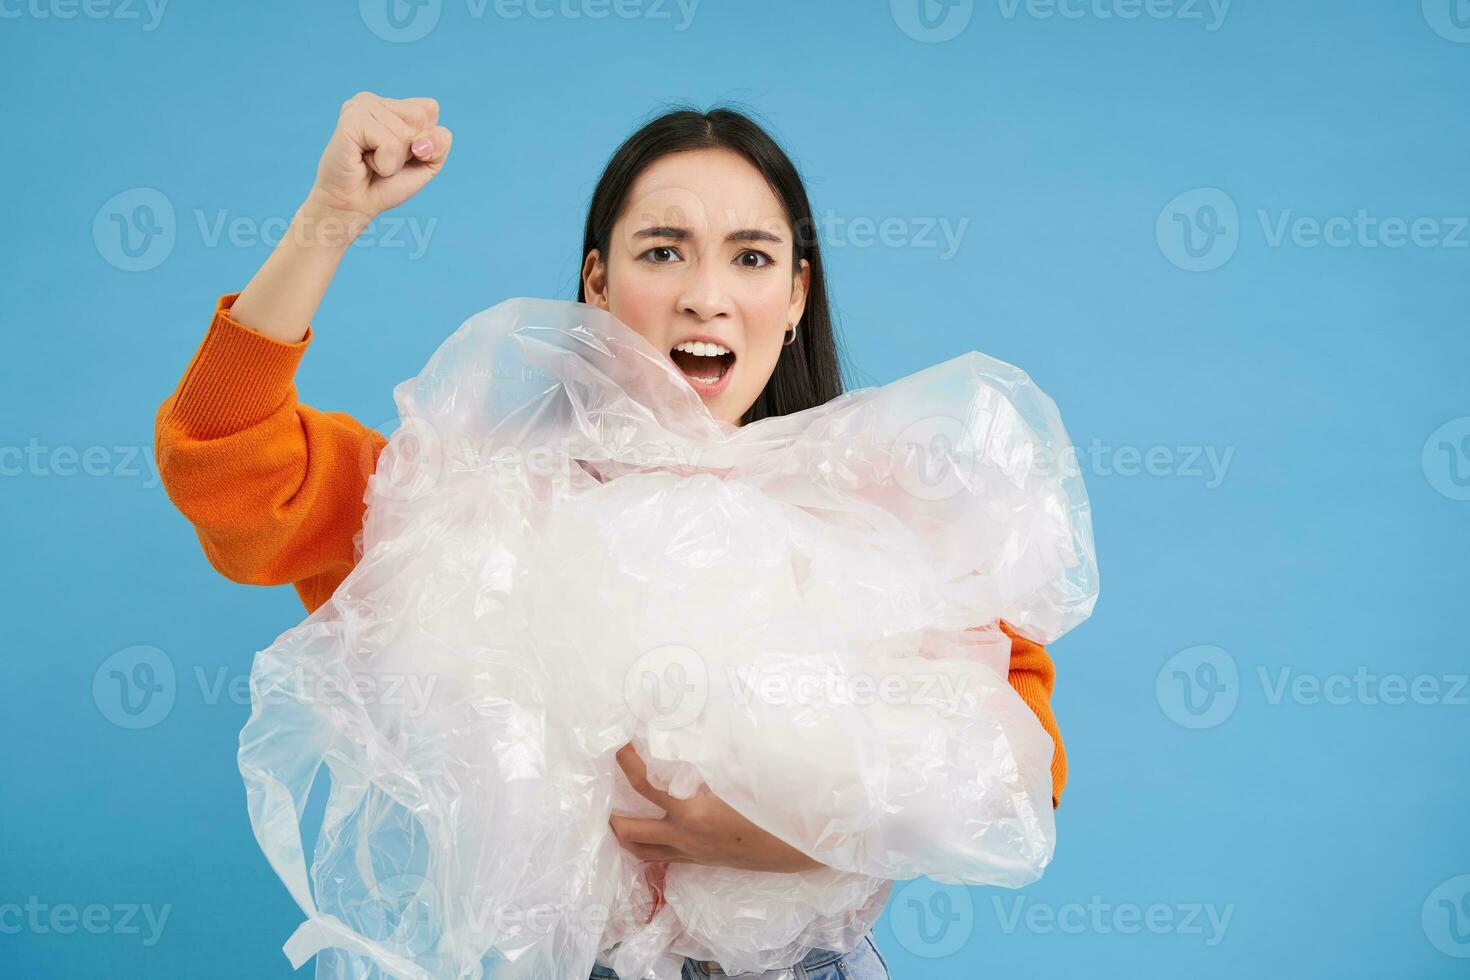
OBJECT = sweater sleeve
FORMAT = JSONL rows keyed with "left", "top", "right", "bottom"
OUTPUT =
{"left": 153, "top": 291, "right": 387, "bottom": 614}
{"left": 999, "top": 621, "right": 1067, "bottom": 810}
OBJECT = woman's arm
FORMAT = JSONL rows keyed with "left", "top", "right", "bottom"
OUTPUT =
{"left": 611, "top": 623, "right": 1069, "bottom": 876}
{"left": 155, "top": 92, "right": 449, "bottom": 610}
{"left": 227, "top": 92, "right": 452, "bottom": 344}
{"left": 154, "top": 291, "right": 387, "bottom": 613}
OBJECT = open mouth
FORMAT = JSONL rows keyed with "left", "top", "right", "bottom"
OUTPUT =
{"left": 669, "top": 343, "right": 736, "bottom": 396}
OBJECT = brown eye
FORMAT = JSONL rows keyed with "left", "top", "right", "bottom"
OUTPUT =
{"left": 641, "top": 246, "right": 680, "bottom": 264}
{"left": 736, "top": 249, "right": 772, "bottom": 268}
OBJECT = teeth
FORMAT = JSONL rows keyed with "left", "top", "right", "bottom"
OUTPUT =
{"left": 673, "top": 340, "right": 730, "bottom": 357}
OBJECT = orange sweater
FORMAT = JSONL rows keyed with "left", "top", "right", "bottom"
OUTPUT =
{"left": 154, "top": 291, "right": 1068, "bottom": 809}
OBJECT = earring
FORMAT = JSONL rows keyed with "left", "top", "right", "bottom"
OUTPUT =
{"left": 783, "top": 322, "right": 797, "bottom": 346}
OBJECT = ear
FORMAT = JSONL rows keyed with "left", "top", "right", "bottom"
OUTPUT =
{"left": 787, "top": 257, "right": 811, "bottom": 328}
{"left": 582, "top": 248, "right": 609, "bottom": 310}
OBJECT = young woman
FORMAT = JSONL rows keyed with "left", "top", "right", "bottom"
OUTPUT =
{"left": 154, "top": 92, "right": 1068, "bottom": 980}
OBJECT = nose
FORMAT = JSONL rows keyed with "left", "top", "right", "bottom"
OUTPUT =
{"left": 675, "top": 257, "right": 734, "bottom": 323}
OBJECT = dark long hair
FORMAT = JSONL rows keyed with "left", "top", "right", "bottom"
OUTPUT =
{"left": 576, "top": 105, "right": 847, "bottom": 425}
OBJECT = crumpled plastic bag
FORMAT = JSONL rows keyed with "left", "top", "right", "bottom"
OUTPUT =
{"left": 237, "top": 297, "right": 1099, "bottom": 980}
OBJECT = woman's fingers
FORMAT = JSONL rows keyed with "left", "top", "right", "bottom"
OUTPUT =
{"left": 311, "top": 92, "right": 449, "bottom": 225}
{"left": 362, "top": 125, "right": 453, "bottom": 215}
{"left": 356, "top": 107, "right": 414, "bottom": 179}
{"left": 616, "top": 838, "right": 686, "bottom": 864}
{"left": 411, "top": 124, "right": 453, "bottom": 167}
{"left": 377, "top": 95, "right": 439, "bottom": 132}
{"left": 614, "top": 743, "right": 681, "bottom": 812}
{"left": 608, "top": 813, "right": 679, "bottom": 846}
{"left": 643, "top": 861, "right": 669, "bottom": 923}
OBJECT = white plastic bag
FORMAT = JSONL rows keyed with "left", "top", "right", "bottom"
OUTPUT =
{"left": 237, "top": 298, "right": 1099, "bottom": 980}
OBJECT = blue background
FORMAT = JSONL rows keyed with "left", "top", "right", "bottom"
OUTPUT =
{"left": 3, "top": 1, "right": 1467, "bottom": 977}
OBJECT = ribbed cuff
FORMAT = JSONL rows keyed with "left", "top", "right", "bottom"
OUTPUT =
{"left": 165, "top": 291, "right": 314, "bottom": 440}
{"left": 1007, "top": 667, "right": 1064, "bottom": 811}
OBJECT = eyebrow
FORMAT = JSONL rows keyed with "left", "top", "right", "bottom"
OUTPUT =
{"left": 631, "top": 225, "right": 785, "bottom": 245}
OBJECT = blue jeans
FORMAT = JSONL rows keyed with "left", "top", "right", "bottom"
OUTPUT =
{"left": 589, "top": 931, "right": 892, "bottom": 979}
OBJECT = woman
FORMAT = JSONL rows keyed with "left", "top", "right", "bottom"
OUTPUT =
{"left": 154, "top": 92, "right": 1068, "bottom": 979}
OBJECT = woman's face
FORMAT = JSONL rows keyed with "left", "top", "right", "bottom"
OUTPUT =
{"left": 581, "top": 148, "right": 810, "bottom": 426}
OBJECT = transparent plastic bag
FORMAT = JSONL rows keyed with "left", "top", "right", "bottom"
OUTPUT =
{"left": 237, "top": 298, "right": 1099, "bottom": 980}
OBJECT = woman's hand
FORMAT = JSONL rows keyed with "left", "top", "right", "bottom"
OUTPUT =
{"left": 609, "top": 742, "right": 827, "bottom": 874}
{"left": 306, "top": 91, "right": 454, "bottom": 242}
{"left": 229, "top": 92, "right": 454, "bottom": 343}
